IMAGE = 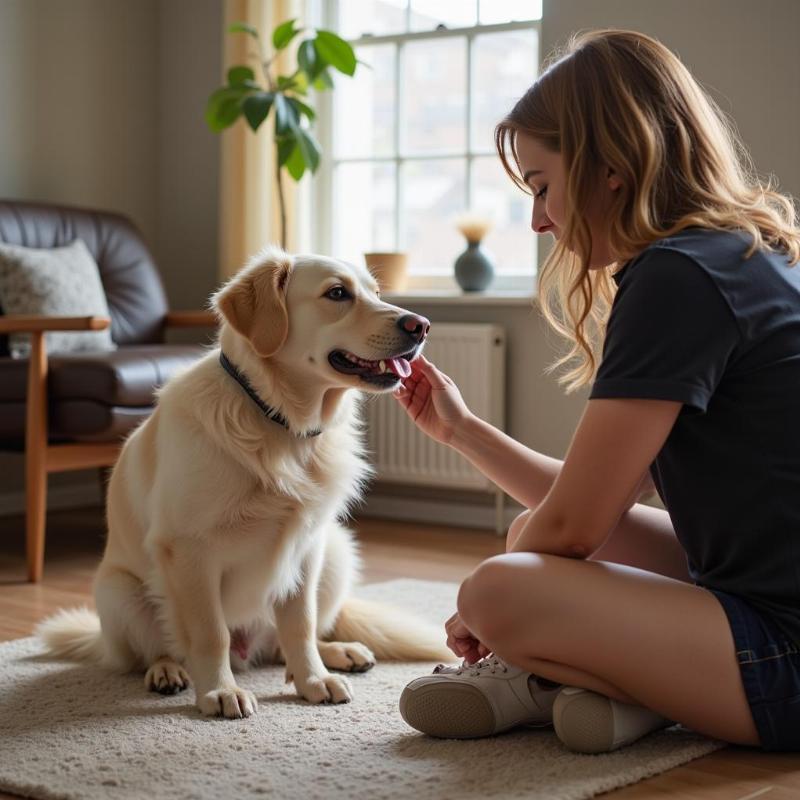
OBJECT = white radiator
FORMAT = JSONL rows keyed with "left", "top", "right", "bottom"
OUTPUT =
{"left": 364, "top": 323, "right": 506, "bottom": 532}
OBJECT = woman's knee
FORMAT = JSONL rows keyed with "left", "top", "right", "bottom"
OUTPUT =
{"left": 457, "top": 553, "right": 549, "bottom": 640}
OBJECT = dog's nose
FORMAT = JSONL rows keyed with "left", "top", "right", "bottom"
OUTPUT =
{"left": 397, "top": 313, "right": 430, "bottom": 344}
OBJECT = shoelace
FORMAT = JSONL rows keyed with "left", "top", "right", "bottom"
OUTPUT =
{"left": 432, "top": 654, "right": 509, "bottom": 677}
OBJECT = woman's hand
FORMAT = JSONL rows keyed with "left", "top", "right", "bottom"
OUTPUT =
{"left": 445, "top": 610, "right": 491, "bottom": 664}
{"left": 393, "top": 354, "right": 473, "bottom": 445}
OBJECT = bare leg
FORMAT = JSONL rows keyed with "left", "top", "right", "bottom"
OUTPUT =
{"left": 588, "top": 502, "right": 692, "bottom": 583}
{"left": 457, "top": 552, "right": 759, "bottom": 746}
{"left": 507, "top": 502, "right": 690, "bottom": 583}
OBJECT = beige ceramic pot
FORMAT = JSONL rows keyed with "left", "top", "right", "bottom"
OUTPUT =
{"left": 363, "top": 252, "right": 408, "bottom": 292}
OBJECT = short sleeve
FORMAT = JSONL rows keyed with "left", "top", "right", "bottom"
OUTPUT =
{"left": 590, "top": 248, "right": 741, "bottom": 412}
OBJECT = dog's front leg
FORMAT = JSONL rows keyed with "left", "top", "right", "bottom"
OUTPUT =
{"left": 274, "top": 542, "right": 353, "bottom": 704}
{"left": 156, "top": 544, "right": 257, "bottom": 719}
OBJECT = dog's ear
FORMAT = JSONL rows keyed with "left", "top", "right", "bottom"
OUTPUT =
{"left": 214, "top": 251, "right": 293, "bottom": 357}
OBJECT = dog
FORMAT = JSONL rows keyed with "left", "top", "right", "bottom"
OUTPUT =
{"left": 36, "top": 245, "right": 452, "bottom": 719}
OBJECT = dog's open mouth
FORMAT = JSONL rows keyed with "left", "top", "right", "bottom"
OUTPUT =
{"left": 328, "top": 349, "right": 415, "bottom": 387}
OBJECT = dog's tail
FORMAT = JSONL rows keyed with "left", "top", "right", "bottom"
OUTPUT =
{"left": 332, "top": 597, "right": 452, "bottom": 662}
{"left": 35, "top": 607, "right": 105, "bottom": 663}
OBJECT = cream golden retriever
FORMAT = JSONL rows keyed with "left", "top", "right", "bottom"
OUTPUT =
{"left": 36, "top": 246, "right": 451, "bottom": 719}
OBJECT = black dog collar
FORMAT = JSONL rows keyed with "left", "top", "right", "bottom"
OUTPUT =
{"left": 219, "top": 351, "right": 322, "bottom": 438}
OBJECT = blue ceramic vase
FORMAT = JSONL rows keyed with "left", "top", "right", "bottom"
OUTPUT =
{"left": 454, "top": 241, "right": 495, "bottom": 292}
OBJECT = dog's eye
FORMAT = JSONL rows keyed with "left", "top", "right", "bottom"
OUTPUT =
{"left": 325, "top": 286, "right": 351, "bottom": 301}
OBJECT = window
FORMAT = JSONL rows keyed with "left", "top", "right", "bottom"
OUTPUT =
{"left": 313, "top": 0, "right": 541, "bottom": 291}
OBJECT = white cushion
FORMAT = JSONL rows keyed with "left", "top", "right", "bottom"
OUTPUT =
{"left": 0, "top": 238, "right": 116, "bottom": 358}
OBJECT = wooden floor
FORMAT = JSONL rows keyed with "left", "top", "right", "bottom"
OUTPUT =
{"left": 1, "top": 506, "right": 799, "bottom": 799}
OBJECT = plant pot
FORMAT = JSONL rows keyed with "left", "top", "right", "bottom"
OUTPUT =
{"left": 454, "top": 241, "right": 494, "bottom": 292}
{"left": 364, "top": 252, "right": 409, "bottom": 292}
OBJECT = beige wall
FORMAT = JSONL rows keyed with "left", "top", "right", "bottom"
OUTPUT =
{"left": 155, "top": 0, "right": 226, "bottom": 312}
{"left": 0, "top": 0, "right": 160, "bottom": 244}
{"left": 542, "top": 0, "right": 800, "bottom": 202}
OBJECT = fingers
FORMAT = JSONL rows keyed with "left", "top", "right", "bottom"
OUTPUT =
{"left": 443, "top": 610, "right": 491, "bottom": 664}
{"left": 410, "top": 354, "right": 450, "bottom": 390}
{"left": 448, "top": 636, "right": 477, "bottom": 660}
{"left": 445, "top": 613, "right": 473, "bottom": 641}
{"left": 393, "top": 371, "right": 431, "bottom": 418}
{"left": 455, "top": 639, "right": 486, "bottom": 665}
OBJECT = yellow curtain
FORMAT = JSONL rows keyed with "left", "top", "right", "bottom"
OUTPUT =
{"left": 219, "top": 0, "right": 304, "bottom": 279}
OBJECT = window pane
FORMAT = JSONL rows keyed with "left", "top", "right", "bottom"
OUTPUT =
{"left": 472, "top": 29, "right": 538, "bottom": 152}
{"left": 401, "top": 38, "right": 466, "bottom": 155}
{"left": 402, "top": 159, "right": 465, "bottom": 275}
{"left": 471, "top": 156, "right": 535, "bottom": 275}
{"left": 338, "top": 0, "right": 407, "bottom": 39}
{"left": 478, "top": 0, "right": 542, "bottom": 24}
{"left": 332, "top": 162, "right": 396, "bottom": 265}
{"left": 409, "top": 0, "right": 476, "bottom": 31}
{"left": 334, "top": 44, "right": 396, "bottom": 159}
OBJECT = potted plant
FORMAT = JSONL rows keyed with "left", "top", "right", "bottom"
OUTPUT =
{"left": 206, "top": 19, "right": 359, "bottom": 249}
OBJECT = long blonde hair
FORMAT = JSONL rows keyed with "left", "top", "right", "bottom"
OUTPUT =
{"left": 496, "top": 29, "right": 800, "bottom": 391}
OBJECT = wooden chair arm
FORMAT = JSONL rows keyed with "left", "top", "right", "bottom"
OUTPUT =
{"left": 163, "top": 310, "right": 218, "bottom": 328}
{"left": 0, "top": 315, "right": 111, "bottom": 334}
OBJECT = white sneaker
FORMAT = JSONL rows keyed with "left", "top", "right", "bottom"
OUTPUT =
{"left": 553, "top": 686, "right": 673, "bottom": 753}
{"left": 399, "top": 656, "right": 562, "bottom": 739}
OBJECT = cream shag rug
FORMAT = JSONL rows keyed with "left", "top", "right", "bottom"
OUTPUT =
{"left": 0, "top": 578, "right": 723, "bottom": 800}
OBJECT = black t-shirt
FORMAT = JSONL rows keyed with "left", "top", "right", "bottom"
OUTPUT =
{"left": 590, "top": 227, "right": 800, "bottom": 644}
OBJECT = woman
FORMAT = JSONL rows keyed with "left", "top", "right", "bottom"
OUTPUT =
{"left": 394, "top": 29, "right": 800, "bottom": 754}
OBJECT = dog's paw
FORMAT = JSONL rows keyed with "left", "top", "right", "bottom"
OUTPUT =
{"left": 197, "top": 687, "right": 258, "bottom": 719}
{"left": 318, "top": 640, "right": 376, "bottom": 673}
{"left": 295, "top": 672, "right": 353, "bottom": 704}
{"left": 145, "top": 659, "right": 191, "bottom": 695}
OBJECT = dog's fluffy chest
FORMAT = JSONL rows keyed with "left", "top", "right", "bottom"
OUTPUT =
{"left": 216, "top": 427, "right": 370, "bottom": 623}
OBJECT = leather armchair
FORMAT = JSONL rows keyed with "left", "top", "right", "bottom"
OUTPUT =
{"left": 0, "top": 200, "right": 216, "bottom": 582}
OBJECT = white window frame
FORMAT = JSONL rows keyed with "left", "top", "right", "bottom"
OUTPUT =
{"left": 309, "top": 1, "right": 541, "bottom": 293}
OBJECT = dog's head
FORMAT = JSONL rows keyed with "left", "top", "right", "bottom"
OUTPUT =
{"left": 213, "top": 245, "right": 429, "bottom": 393}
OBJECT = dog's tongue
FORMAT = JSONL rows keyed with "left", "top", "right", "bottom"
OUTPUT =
{"left": 387, "top": 357, "right": 412, "bottom": 378}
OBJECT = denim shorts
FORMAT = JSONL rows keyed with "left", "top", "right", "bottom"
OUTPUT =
{"left": 708, "top": 588, "right": 800, "bottom": 751}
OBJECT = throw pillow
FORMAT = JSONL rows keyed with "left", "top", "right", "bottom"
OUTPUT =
{"left": 0, "top": 238, "right": 116, "bottom": 358}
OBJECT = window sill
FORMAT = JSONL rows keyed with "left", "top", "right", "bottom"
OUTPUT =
{"left": 382, "top": 291, "right": 535, "bottom": 306}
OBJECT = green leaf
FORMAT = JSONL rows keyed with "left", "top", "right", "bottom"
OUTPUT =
{"left": 283, "top": 109, "right": 319, "bottom": 175}
{"left": 298, "top": 39, "right": 322, "bottom": 79}
{"left": 285, "top": 142, "right": 306, "bottom": 181}
{"left": 312, "top": 68, "right": 334, "bottom": 91}
{"left": 273, "top": 94, "right": 299, "bottom": 134}
{"left": 298, "top": 127, "right": 321, "bottom": 172}
{"left": 287, "top": 96, "right": 315, "bottom": 122}
{"left": 227, "top": 66, "right": 255, "bottom": 86}
{"left": 276, "top": 75, "right": 298, "bottom": 91}
{"left": 273, "top": 18, "right": 301, "bottom": 50}
{"left": 314, "top": 30, "right": 356, "bottom": 76}
{"left": 205, "top": 86, "right": 247, "bottom": 132}
{"left": 242, "top": 91, "right": 274, "bottom": 131}
{"left": 277, "top": 135, "right": 295, "bottom": 166}
{"left": 290, "top": 70, "right": 310, "bottom": 95}
{"left": 228, "top": 22, "right": 259, "bottom": 39}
